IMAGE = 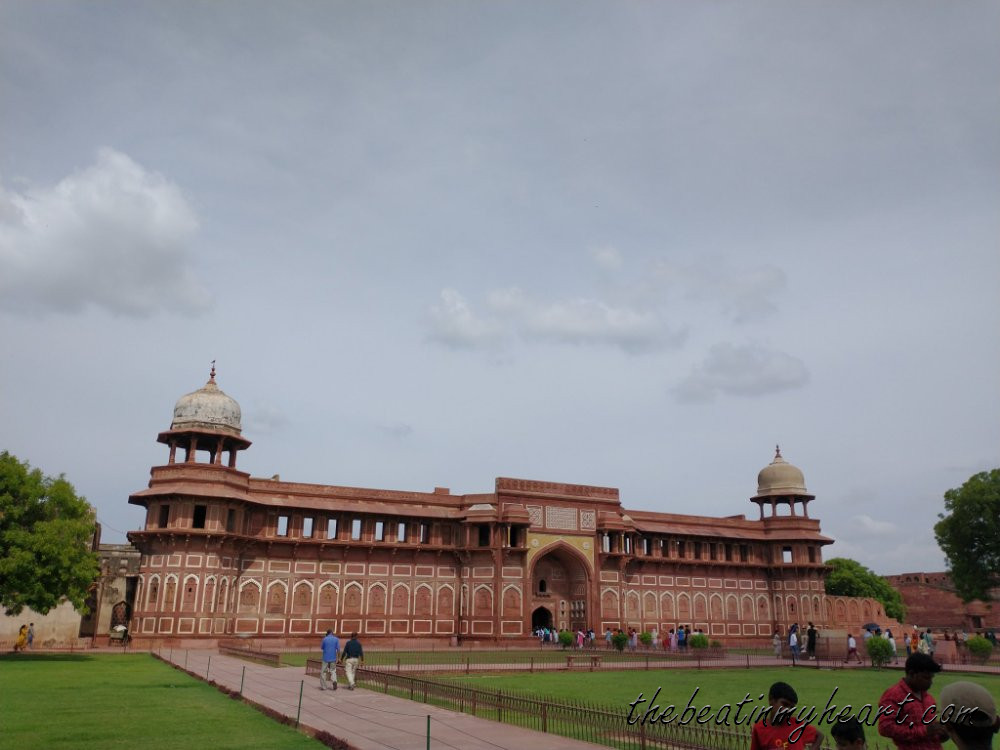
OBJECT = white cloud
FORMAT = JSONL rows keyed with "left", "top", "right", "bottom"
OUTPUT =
{"left": 426, "top": 288, "right": 505, "bottom": 349}
{"left": 0, "top": 148, "right": 209, "bottom": 317}
{"left": 590, "top": 245, "right": 623, "bottom": 271}
{"left": 852, "top": 514, "right": 897, "bottom": 537}
{"left": 674, "top": 342, "right": 810, "bottom": 402}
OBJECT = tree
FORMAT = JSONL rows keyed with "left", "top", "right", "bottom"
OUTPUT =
{"left": 0, "top": 451, "right": 101, "bottom": 616}
{"left": 824, "top": 557, "right": 906, "bottom": 622}
{"left": 934, "top": 469, "right": 1000, "bottom": 602}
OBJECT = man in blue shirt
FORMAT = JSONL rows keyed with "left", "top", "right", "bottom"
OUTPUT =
{"left": 320, "top": 629, "right": 340, "bottom": 690}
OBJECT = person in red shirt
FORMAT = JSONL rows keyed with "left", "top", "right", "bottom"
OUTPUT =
{"left": 878, "top": 653, "right": 950, "bottom": 750}
{"left": 751, "top": 681, "right": 823, "bottom": 750}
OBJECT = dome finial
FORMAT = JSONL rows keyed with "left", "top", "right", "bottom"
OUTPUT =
{"left": 775, "top": 444, "right": 781, "bottom": 459}
{"left": 209, "top": 360, "right": 216, "bottom": 383}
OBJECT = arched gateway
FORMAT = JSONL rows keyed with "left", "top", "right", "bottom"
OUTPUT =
{"left": 529, "top": 545, "right": 591, "bottom": 632}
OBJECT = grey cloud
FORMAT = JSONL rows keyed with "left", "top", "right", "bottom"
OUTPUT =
{"left": 377, "top": 422, "right": 414, "bottom": 439}
{"left": 674, "top": 342, "right": 810, "bottom": 402}
{"left": 427, "top": 285, "right": 684, "bottom": 354}
{"left": 651, "top": 260, "right": 787, "bottom": 323}
{"left": 0, "top": 148, "right": 209, "bottom": 317}
{"left": 490, "top": 287, "right": 684, "bottom": 354}
{"left": 244, "top": 403, "right": 290, "bottom": 436}
{"left": 426, "top": 288, "right": 507, "bottom": 349}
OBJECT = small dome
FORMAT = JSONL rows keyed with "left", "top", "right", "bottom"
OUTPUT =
{"left": 756, "top": 446, "right": 808, "bottom": 497}
{"left": 170, "top": 366, "right": 242, "bottom": 436}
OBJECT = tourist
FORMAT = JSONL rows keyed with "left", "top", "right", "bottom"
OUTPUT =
{"left": 831, "top": 717, "right": 866, "bottom": 750}
{"left": 937, "top": 681, "right": 1000, "bottom": 750}
{"left": 668, "top": 628, "right": 677, "bottom": 652}
{"left": 911, "top": 631, "right": 920, "bottom": 657}
{"left": 27, "top": 623, "right": 34, "bottom": 650}
{"left": 605, "top": 627, "right": 613, "bottom": 649}
{"left": 773, "top": 631, "right": 782, "bottom": 658}
{"left": 319, "top": 629, "right": 340, "bottom": 690}
{"left": 789, "top": 625, "right": 800, "bottom": 661}
{"left": 339, "top": 632, "right": 364, "bottom": 690}
{"left": 845, "top": 633, "right": 863, "bottom": 664}
{"left": 628, "top": 628, "right": 638, "bottom": 651}
{"left": 806, "top": 622, "right": 818, "bottom": 660}
{"left": 651, "top": 626, "right": 658, "bottom": 649}
{"left": 14, "top": 624, "right": 28, "bottom": 652}
{"left": 886, "top": 629, "right": 898, "bottom": 664}
{"left": 924, "top": 630, "right": 936, "bottom": 656}
{"left": 677, "top": 626, "right": 687, "bottom": 652}
{"left": 749, "top": 681, "right": 823, "bottom": 750}
{"left": 877, "top": 653, "right": 949, "bottom": 750}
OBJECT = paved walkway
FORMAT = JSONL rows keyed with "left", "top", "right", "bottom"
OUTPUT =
{"left": 158, "top": 649, "right": 605, "bottom": 750}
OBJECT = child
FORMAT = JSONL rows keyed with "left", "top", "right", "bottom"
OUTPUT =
{"left": 751, "top": 682, "right": 823, "bottom": 750}
{"left": 831, "top": 718, "right": 866, "bottom": 750}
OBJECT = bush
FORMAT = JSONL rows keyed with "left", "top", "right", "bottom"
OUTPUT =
{"left": 558, "top": 630, "right": 574, "bottom": 649}
{"left": 865, "top": 635, "right": 894, "bottom": 669}
{"left": 710, "top": 640, "right": 723, "bottom": 649}
{"left": 967, "top": 635, "right": 993, "bottom": 663}
{"left": 639, "top": 631, "right": 653, "bottom": 647}
{"left": 612, "top": 631, "right": 628, "bottom": 652}
{"left": 689, "top": 633, "right": 709, "bottom": 649}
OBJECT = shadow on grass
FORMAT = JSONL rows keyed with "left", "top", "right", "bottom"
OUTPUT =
{"left": 0, "top": 652, "right": 98, "bottom": 662}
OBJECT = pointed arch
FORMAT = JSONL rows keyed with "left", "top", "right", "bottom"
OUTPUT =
{"left": 343, "top": 581, "right": 363, "bottom": 615}
{"left": 660, "top": 592, "right": 675, "bottom": 619}
{"left": 437, "top": 584, "right": 455, "bottom": 616}
{"left": 473, "top": 584, "right": 493, "bottom": 616}
{"left": 317, "top": 582, "right": 339, "bottom": 615}
{"left": 677, "top": 592, "right": 691, "bottom": 621}
{"left": 757, "top": 595, "right": 770, "bottom": 621}
{"left": 202, "top": 576, "right": 217, "bottom": 613}
{"left": 391, "top": 583, "right": 410, "bottom": 615}
{"left": 502, "top": 585, "right": 522, "bottom": 617}
{"left": 367, "top": 582, "right": 387, "bottom": 615}
{"left": 146, "top": 574, "right": 161, "bottom": 609}
{"left": 710, "top": 593, "right": 724, "bottom": 621}
{"left": 238, "top": 579, "right": 261, "bottom": 613}
{"left": 643, "top": 591, "right": 658, "bottom": 619}
{"left": 741, "top": 594, "right": 754, "bottom": 621}
{"left": 414, "top": 583, "right": 433, "bottom": 616}
{"left": 292, "top": 580, "right": 313, "bottom": 614}
{"left": 182, "top": 574, "right": 199, "bottom": 611}
{"left": 266, "top": 580, "right": 288, "bottom": 614}
{"left": 601, "top": 588, "right": 619, "bottom": 619}
{"left": 217, "top": 577, "right": 230, "bottom": 613}
{"left": 693, "top": 592, "right": 708, "bottom": 620}
{"left": 163, "top": 574, "right": 178, "bottom": 611}
{"left": 726, "top": 594, "right": 739, "bottom": 621}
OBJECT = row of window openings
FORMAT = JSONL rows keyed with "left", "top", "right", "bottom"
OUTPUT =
{"left": 275, "top": 516, "right": 430, "bottom": 543}
{"left": 600, "top": 536, "right": 817, "bottom": 564}
{"left": 160, "top": 505, "right": 237, "bottom": 532}
{"left": 157, "top": 505, "right": 520, "bottom": 548}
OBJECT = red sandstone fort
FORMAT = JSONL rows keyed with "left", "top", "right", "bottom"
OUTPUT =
{"left": 119, "top": 369, "right": 902, "bottom": 647}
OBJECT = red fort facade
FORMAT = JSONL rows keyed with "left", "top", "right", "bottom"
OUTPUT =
{"left": 126, "top": 371, "right": 891, "bottom": 646}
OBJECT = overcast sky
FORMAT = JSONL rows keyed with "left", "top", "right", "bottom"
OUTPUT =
{"left": 1, "top": 1, "right": 997, "bottom": 576}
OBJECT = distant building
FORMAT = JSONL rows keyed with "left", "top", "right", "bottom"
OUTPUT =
{"left": 885, "top": 572, "right": 995, "bottom": 631}
{"left": 122, "top": 369, "right": 893, "bottom": 647}
{"left": 0, "top": 525, "right": 140, "bottom": 649}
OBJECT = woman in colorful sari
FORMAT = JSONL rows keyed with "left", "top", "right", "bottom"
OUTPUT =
{"left": 14, "top": 624, "right": 28, "bottom": 652}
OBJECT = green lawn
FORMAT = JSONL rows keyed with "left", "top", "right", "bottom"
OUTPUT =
{"left": 446, "top": 667, "right": 1000, "bottom": 723}
{"left": 0, "top": 653, "right": 325, "bottom": 750}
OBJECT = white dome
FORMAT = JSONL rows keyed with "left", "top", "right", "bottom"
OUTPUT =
{"left": 171, "top": 368, "right": 242, "bottom": 435}
{"left": 755, "top": 446, "right": 808, "bottom": 497}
